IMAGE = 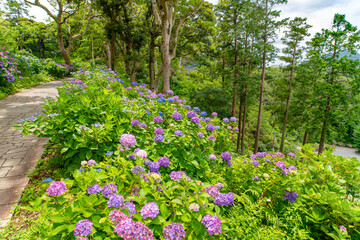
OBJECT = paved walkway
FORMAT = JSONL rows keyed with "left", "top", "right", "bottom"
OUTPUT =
{"left": 0, "top": 80, "right": 66, "bottom": 227}
{"left": 333, "top": 146, "right": 360, "bottom": 160}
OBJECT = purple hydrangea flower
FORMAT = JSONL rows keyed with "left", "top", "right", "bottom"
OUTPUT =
{"left": 252, "top": 160, "right": 259, "bottom": 167}
{"left": 203, "top": 185, "right": 220, "bottom": 198}
{"left": 154, "top": 127, "right": 163, "bottom": 135}
{"left": 186, "top": 111, "right": 196, "bottom": 118}
{"left": 216, "top": 182, "right": 223, "bottom": 189}
{"left": 288, "top": 165, "right": 297, "bottom": 171}
{"left": 167, "top": 90, "right": 174, "bottom": 95}
{"left": 214, "top": 192, "right": 235, "bottom": 206}
{"left": 275, "top": 152, "right": 285, "bottom": 158}
{"left": 221, "top": 152, "right": 231, "bottom": 161}
{"left": 201, "top": 215, "right": 222, "bottom": 236}
{"left": 88, "top": 159, "right": 96, "bottom": 166}
{"left": 200, "top": 112, "right": 207, "bottom": 116}
{"left": 189, "top": 203, "right": 200, "bottom": 212}
{"left": 163, "top": 222, "right": 186, "bottom": 240}
{"left": 205, "top": 124, "right": 215, "bottom": 132}
{"left": 191, "top": 117, "right": 200, "bottom": 124}
{"left": 287, "top": 152, "right": 296, "bottom": 158}
{"left": 253, "top": 175, "right": 260, "bottom": 180}
{"left": 283, "top": 190, "right": 298, "bottom": 203}
{"left": 141, "top": 202, "right": 159, "bottom": 219}
{"left": 107, "top": 194, "right": 125, "bottom": 207}
{"left": 131, "top": 165, "right": 145, "bottom": 175}
{"left": 339, "top": 225, "right": 347, "bottom": 232}
{"left": 170, "top": 171, "right": 191, "bottom": 181}
{"left": 109, "top": 209, "right": 127, "bottom": 225}
{"left": 128, "top": 154, "right": 136, "bottom": 160}
{"left": 264, "top": 158, "right": 271, "bottom": 163}
{"left": 120, "top": 134, "right": 137, "bottom": 147}
{"left": 204, "top": 117, "right": 211, "bottom": 122}
{"left": 208, "top": 135, "right": 215, "bottom": 141}
{"left": 158, "top": 156, "right": 170, "bottom": 167}
{"left": 144, "top": 160, "right": 151, "bottom": 165}
{"left": 154, "top": 134, "right": 164, "bottom": 142}
{"left": 230, "top": 117, "right": 236, "bottom": 122}
{"left": 149, "top": 161, "right": 160, "bottom": 172}
{"left": 122, "top": 202, "right": 137, "bottom": 218}
{"left": 87, "top": 183, "right": 101, "bottom": 194}
{"left": 250, "top": 154, "right": 257, "bottom": 159}
{"left": 172, "top": 112, "right": 183, "bottom": 120}
{"left": 46, "top": 181, "right": 67, "bottom": 196}
{"left": 131, "top": 120, "right": 140, "bottom": 126}
{"left": 211, "top": 112, "right": 218, "bottom": 117}
{"left": 174, "top": 130, "right": 183, "bottom": 136}
{"left": 154, "top": 116, "right": 163, "bottom": 123}
{"left": 197, "top": 132, "right": 204, "bottom": 137}
{"left": 140, "top": 123, "right": 147, "bottom": 129}
{"left": 209, "top": 154, "right": 216, "bottom": 160}
{"left": 223, "top": 118, "right": 229, "bottom": 123}
{"left": 275, "top": 161, "right": 286, "bottom": 170}
{"left": 114, "top": 218, "right": 135, "bottom": 239}
{"left": 235, "top": 127, "right": 239, "bottom": 131}
{"left": 102, "top": 183, "right": 118, "bottom": 198}
{"left": 74, "top": 219, "right": 93, "bottom": 237}
{"left": 227, "top": 126, "right": 232, "bottom": 130}
{"left": 193, "top": 107, "right": 200, "bottom": 112}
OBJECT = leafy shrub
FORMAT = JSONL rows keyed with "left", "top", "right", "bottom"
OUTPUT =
{"left": 12, "top": 70, "right": 360, "bottom": 240}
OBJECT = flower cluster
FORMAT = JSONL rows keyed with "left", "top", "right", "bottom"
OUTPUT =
{"left": 201, "top": 215, "right": 222, "bottom": 236}
{"left": 87, "top": 183, "right": 101, "bottom": 194}
{"left": 74, "top": 219, "right": 93, "bottom": 237}
{"left": 107, "top": 194, "right": 124, "bottom": 207}
{"left": 158, "top": 156, "right": 170, "bottom": 167}
{"left": 163, "top": 222, "right": 186, "bottom": 240}
{"left": 46, "top": 181, "right": 67, "bottom": 197}
{"left": 221, "top": 152, "right": 232, "bottom": 167}
{"left": 119, "top": 134, "right": 137, "bottom": 148}
{"left": 214, "top": 192, "right": 235, "bottom": 206}
{"left": 169, "top": 171, "right": 191, "bottom": 181}
{"left": 102, "top": 183, "right": 118, "bottom": 198}
{"left": 141, "top": 202, "right": 160, "bottom": 219}
{"left": 283, "top": 190, "right": 298, "bottom": 203}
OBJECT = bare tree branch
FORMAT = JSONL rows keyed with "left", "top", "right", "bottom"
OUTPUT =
{"left": 25, "top": 0, "right": 58, "bottom": 21}
{"left": 170, "top": 0, "right": 204, "bottom": 59}
{"left": 151, "top": 0, "right": 162, "bottom": 25}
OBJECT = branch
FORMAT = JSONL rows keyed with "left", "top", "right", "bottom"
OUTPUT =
{"left": 72, "top": 7, "right": 93, "bottom": 40}
{"left": 170, "top": 0, "right": 204, "bottom": 59}
{"left": 151, "top": 0, "right": 162, "bottom": 25}
{"left": 25, "top": 0, "right": 58, "bottom": 21}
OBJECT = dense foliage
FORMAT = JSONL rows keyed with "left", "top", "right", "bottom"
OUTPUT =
{"left": 8, "top": 70, "right": 360, "bottom": 240}
{"left": 0, "top": 47, "right": 78, "bottom": 99}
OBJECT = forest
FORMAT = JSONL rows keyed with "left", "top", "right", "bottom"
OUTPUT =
{"left": 1, "top": 0, "right": 360, "bottom": 239}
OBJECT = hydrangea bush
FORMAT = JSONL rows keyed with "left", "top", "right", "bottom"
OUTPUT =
{"left": 16, "top": 70, "right": 360, "bottom": 239}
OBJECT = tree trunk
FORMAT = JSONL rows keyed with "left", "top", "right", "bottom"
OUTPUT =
{"left": 57, "top": 23, "right": 71, "bottom": 65}
{"left": 241, "top": 61, "right": 252, "bottom": 155}
{"left": 130, "top": 60, "right": 139, "bottom": 83}
{"left": 232, "top": 15, "right": 238, "bottom": 117}
{"left": 161, "top": 24, "right": 171, "bottom": 94}
{"left": 149, "top": 34, "right": 156, "bottom": 91}
{"left": 280, "top": 40, "right": 298, "bottom": 152}
{"left": 236, "top": 94, "right": 243, "bottom": 151}
{"left": 302, "top": 129, "right": 309, "bottom": 145}
{"left": 254, "top": 42, "right": 267, "bottom": 153}
{"left": 91, "top": 32, "right": 95, "bottom": 64}
{"left": 318, "top": 44, "right": 337, "bottom": 154}
{"left": 110, "top": 30, "right": 116, "bottom": 70}
{"left": 254, "top": 0, "right": 268, "bottom": 154}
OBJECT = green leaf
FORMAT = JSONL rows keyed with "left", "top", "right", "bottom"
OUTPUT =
{"left": 50, "top": 225, "right": 68, "bottom": 236}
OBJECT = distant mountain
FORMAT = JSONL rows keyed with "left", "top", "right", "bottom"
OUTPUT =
{"left": 337, "top": 50, "right": 360, "bottom": 61}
